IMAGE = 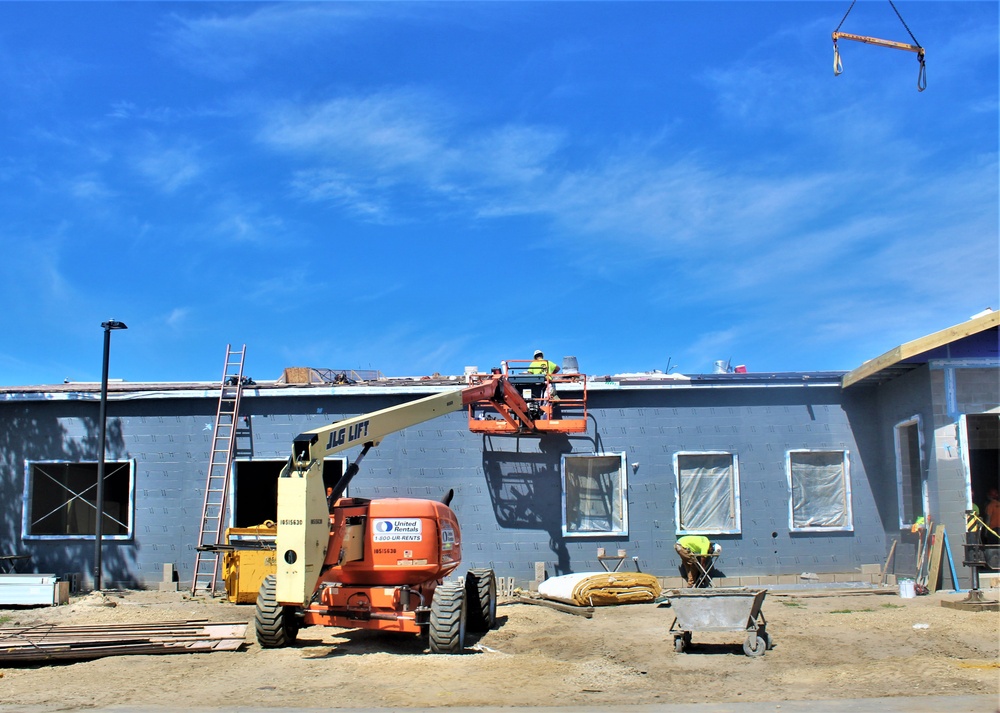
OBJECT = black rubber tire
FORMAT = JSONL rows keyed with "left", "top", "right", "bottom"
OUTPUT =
{"left": 986, "top": 547, "right": 1000, "bottom": 570}
{"left": 465, "top": 569, "right": 497, "bottom": 633}
{"left": 429, "top": 581, "right": 467, "bottom": 654}
{"left": 743, "top": 634, "right": 766, "bottom": 657}
{"left": 254, "top": 574, "right": 299, "bottom": 648}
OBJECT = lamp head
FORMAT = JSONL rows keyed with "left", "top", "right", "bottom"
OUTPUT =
{"left": 101, "top": 320, "right": 128, "bottom": 330}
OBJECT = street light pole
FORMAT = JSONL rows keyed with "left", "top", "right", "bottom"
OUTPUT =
{"left": 94, "top": 319, "right": 127, "bottom": 591}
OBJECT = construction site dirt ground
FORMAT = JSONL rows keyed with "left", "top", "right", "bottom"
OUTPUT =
{"left": 0, "top": 587, "right": 997, "bottom": 709}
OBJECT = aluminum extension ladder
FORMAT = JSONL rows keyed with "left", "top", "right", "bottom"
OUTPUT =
{"left": 191, "top": 344, "right": 247, "bottom": 595}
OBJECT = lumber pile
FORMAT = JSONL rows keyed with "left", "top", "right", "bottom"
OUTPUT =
{"left": 0, "top": 619, "right": 248, "bottom": 662}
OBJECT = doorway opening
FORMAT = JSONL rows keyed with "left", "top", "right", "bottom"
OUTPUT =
{"left": 232, "top": 458, "right": 346, "bottom": 527}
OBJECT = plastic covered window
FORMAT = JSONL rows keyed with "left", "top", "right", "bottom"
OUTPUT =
{"left": 675, "top": 452, "right": 741, "bottom": 534}
{"left": 561, "top": 453, "right": 628, "bottom": 537}
{"left": 787, "top": 450, "right": 853, "bottom": 532}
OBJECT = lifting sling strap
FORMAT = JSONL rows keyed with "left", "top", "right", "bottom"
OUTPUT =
{"left": 832, "top": 0, "right": 926, "bottom": 91}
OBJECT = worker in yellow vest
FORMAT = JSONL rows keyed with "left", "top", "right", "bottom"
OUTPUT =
{"left": 675, "top": 535, "right": 721, "bottom": 587}
{"left": 527, "top": 350, "right": 561, "bottom": 410}
{"left": 527, "top": 350, "right": 559, "bottom": 376}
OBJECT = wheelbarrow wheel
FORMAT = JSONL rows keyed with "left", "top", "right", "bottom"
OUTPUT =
{"left": 743, "top": 634, "right": 766, "bottom": 657}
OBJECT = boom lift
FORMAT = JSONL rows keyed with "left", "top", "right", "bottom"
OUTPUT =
{"left": 256, "top": 370, "right": 584, "bottom": 653}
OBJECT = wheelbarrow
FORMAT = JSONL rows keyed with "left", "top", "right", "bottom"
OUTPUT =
{"left": 661, "top": 588, "right": 772, "bottom": 657}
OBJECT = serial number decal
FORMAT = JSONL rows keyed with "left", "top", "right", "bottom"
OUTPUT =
{"left": 280, "top": 519, "right": 303, "bottom": 526}
{"left": 372, "top": 518, "right": 423, "bottom": 542}
{"left": 373, "top": 548, "right": 398, "bottom": 555}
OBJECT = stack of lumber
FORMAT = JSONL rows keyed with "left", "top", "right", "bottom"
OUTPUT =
{"left": 0, "top": 619, "right": 248, "bottom": 662}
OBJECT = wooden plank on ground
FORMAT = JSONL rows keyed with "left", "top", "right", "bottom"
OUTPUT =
{"left": 515, "top": 594, "right": 594, "bottom": 618}
{"left": 0, "top": 620, "right": 248, "bottom": 662}
{"left": 926, "top": 524, "right": 945, "bottom": 594}
{"left": 880, "top": 539, "right": 898, "bottom": 586}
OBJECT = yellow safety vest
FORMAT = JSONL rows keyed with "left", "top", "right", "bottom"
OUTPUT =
{"left": 528, "top": 359, "right": 557, "bottom": 375}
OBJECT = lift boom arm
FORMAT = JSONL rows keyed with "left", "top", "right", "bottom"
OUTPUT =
{"left": 274, "top": 379, "right": 501, "bottom": 606}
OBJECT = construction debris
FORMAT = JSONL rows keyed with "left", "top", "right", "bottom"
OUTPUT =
{"left": 0, "top": 619, "right": 248, "bottom": 663}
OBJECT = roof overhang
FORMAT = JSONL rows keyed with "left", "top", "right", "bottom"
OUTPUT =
{"left": 842, "top": 310, "right": 1000, "bottom": 388}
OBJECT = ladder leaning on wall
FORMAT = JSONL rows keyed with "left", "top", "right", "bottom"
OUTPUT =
{"left": 191, "top": 344, "right": 247, "bottom": 596}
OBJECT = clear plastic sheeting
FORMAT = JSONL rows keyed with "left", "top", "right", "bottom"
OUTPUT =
{"left": 788, "top": 450, "right": 853, "bottom": 531}
{"left": 676, "top": 453, "right": 741, "bottom": 533}
{"left": 562, "top": 453, "right": 628, "bottom": 536}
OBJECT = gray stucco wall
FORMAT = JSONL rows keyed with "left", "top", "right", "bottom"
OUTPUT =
{"left": 1, "top": 378, "right": 892, "bottom": 589}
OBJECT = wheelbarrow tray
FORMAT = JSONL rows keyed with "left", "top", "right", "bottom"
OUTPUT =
{"left": 666, "top": 588, "right": 766, "bottom": 631}
{"left": 662, "top": 588, "right": 771, "bottom": 656}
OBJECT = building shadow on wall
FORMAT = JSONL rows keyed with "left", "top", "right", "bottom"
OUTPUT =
{"left": 482, "top": 435, "right": 577, "bottom": 575}
{"left": 0, "top": 403, "right": 139, "bottom": 589}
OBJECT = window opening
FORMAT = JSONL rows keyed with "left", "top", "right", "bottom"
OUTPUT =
{"left": 787, "top": 450, "right": 853, "bottom": 532}
{"left": 674, "top": 452, "right": 741, "bottom": 534}
{"left": 561, "top": 453, "right": 628, "bottom": 537}
{"left": 23, "top": 460, "right": 134, "bottom": 539}
{"left": 894, "top": 417, "right": 925, "bottom": 528}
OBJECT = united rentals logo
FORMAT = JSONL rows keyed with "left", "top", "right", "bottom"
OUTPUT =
{"left": 373, "top": 518, "right": 422, "bottom": 542}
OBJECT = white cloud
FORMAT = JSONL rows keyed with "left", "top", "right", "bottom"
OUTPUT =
{"left": 166, "top": 308, "right": 189, "bottom": 329}
{"left": 263, "top": 91, "right": 453, "bottom": 172}
{"left": 69, "top": 174, "right": 115, "bottom": 201}
{"left": 132, "top": 140, "right": 203, "bottom": 193}
{"left": 161, "top": 4, "right": 395, "bottom": 81}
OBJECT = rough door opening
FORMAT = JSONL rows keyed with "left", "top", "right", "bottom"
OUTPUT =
{"left": 232, "top": 458, "right": 345, "bottom": 527}
{"left": 966, "top": 413, "right": 999, "bottom": 525}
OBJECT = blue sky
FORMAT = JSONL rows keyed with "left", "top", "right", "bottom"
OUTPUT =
{"left": 1, "top": 1, "right": 996, "bottom": 385}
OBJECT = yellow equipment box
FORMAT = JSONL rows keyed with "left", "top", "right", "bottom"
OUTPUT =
{"left": 222, "top": 522, "right": 277, "bottom": 604}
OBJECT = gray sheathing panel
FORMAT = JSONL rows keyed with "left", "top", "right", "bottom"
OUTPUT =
{"left": 874, "top": 366, "right": 935, "bottom": 579}
{"left": 2, "top": 382, "right": 888, "bottom": 588}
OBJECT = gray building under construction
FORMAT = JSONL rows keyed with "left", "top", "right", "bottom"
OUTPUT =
{"left": 1, "top": 312, "right": 997, "bottom": 591}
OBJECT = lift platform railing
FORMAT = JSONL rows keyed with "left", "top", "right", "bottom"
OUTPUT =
{"left": 467, "top": 360, "right": 588, "bottom": 435}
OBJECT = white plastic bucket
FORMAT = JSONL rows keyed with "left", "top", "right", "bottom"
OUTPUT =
{"left": 562, "top": 356, "right": 579, "bottom": 374}
{"left": 899, "top": 579, "right": 915, "bottom": 598}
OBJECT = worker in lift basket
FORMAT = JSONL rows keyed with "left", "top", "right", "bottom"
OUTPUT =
{"left": 527, "top": 350, "right": 560, "bottom": 408}
{"left": 675, "top": 535, "right": 721, "bottom": 587}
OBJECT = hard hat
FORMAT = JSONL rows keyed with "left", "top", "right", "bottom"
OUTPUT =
{"left": 712, "top": 543, "right": 722, "bottom": 555}
{"left": 533, "top": 349, "right": 544, "bottom": 358}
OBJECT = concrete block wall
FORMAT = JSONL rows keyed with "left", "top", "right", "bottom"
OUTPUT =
{"left": 0, "top": 381, "right": 894, "bottom": 589}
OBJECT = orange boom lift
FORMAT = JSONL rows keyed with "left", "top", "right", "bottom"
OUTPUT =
{"left": 256, "top": 369, "right": 587, "bottom": 654}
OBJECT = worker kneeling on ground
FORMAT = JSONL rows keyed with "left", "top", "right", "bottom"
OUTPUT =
{"left": 675, "top": 535, "right": 721, "bottom": 587}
